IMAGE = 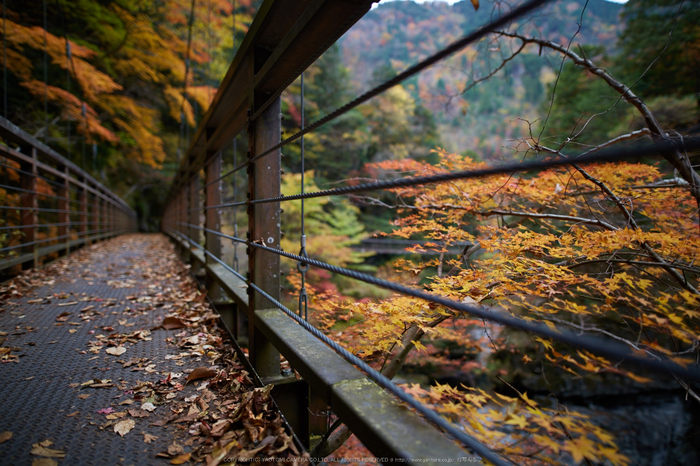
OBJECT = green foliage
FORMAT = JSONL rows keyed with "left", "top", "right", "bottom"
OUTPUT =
{"left": 539, "top": 46, "right": 628, "bottom": 144}
{"left": 618, "top": 0, "right": 700, "bottom": 103}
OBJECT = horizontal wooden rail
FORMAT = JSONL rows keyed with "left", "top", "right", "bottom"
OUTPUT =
{"left": 0, "top": 116, "right": 137, "bottom": 275}
{"left": 161, "top": 0, "right": 516, "bottom": 463}
{"left": 166, "top": 229, "right": 466, "bottom": 461}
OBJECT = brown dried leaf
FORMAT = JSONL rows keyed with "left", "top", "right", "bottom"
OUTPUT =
{"left": 128, "top": 408, "right": 150, "bottom": 418}
{"left": 0, "top": 431, "right": 12, "bottom": 443}
{"left": 114, "top": 419, "right": 135, "bottom": 436}
{"left": 206, "top": 440, "right": 239, "bottom": 466}
{"left": 470, "top": 0, "right": 479, "bottom": 10}
{"left": 238, "top": 435, "right": 275, "bottom": 460}
{"left": 210, "top": 419, "right": 231, "bottom": 438}
{"left": 30, "top": 441, "right": 65, "bottom": 458}
{"left": 186, "top": 367, "right": 216, "bottom": 384}
{"left": 143, "top": 433, "right": 158, "bottom": 444}
{"left": 163, "top": 317, "right": 187, "bottom": 330}
{"left": 167, "top": 443, "right": 185, "bottom": 456}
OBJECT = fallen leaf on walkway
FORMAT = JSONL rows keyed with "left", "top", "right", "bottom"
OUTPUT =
{"left": 97, "top": 407, "right": 115, "bottom": 415}
{"left": 143, "top": 433, "right": 157, "bottom": 443}
{"left": 57, "top": 302, "right": 78, "bottom": 307}
{"left": 141, "top": 402, "right": 156, "bottom": 412}
{"left": 106, "top": 412, "right": 127, "bottom": 420}
{"left": 68, "top": 329, "right": 77, "bottom": 334}
{"left": 114, "top": 419, "right": 135, "bottom": 436}
{"left": 186, "top": 367, "right": 217, "bottom": 384}
{"left": 80, "top": 378, "right": 112, "bottom": 389}
{"left": 123, "top": 357, "right": 147, "bottom": 368}
{"left": 31, "top": 459, "right": 58, "bottom": 466}
{"left": 27, "top": 299, "right": 43, "bottom": 304}
{"left": 66, "top": 411, "right": 79, "bottom": 418}
{"left": 30, "top": 440, "right": 65, "bottom": 458}
{"left": 170, "top": 452, "right": 191, "bottom": 464}
{"left": 210, "top": 419, "right": 231, "bottom": 437}
{"left": 168, "top": 443, "right": 185, "bottom": 456}
{"left": 163, "top": 317, "right": 187, "bottom": 330}
{"left": 128, "top": 408, "right": 149, "bottom": 418}
{"left": 78, "top": 394, "right": 90, "bottom": 399}
{"left": 206, "top": 440, "right": 238, "bottom": 466}
{"left": 119, "top": 399, "right": 134, "bottom": 406}
{"left": 0, "top": 431, "right": 12, "bottom": 443}
{"left": 106, "top": 346, "right": 126, "bottom": 356}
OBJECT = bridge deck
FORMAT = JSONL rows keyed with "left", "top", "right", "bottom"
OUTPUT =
{"left": 0, "top": 234, "right": 302, "bottom": 465}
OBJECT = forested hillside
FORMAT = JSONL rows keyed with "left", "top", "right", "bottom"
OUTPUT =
{"left": 341, "top": 0, "right": 624, "bottom": 154}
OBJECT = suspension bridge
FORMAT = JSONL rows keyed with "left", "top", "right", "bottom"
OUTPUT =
{"left": 1, "top": 0, "right": 699, "bottom": 464}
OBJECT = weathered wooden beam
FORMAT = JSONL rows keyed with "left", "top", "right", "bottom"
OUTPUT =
{"left": 254, "top": 308, "right": 467, "bottom": 464}
{"left": 205, "top": 153, "right": 223, "bottom": 302}
{"left": 248, "top": 94, "right": 282, "bottom": 379}
{"left": 166, "top": 0, "right": 373, "bottom": 199}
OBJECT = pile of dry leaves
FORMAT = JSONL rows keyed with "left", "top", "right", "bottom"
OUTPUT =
{"left": 2, "top": 235, "right": 310, "bottom": 465}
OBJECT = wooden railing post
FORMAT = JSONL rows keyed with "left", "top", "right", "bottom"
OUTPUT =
{"left": 58, "top": 167, "right": 70, "bottom": 256}
{"left": 189, "top": 171, "right": 201, "bottom": 275}
{"left": 20, "top": 148, "right": 38, "bottom": 269}
{"left": 205, "top": 153, "right": 223, "bottom": 301}
{"left": 102, "top": 197, "right": 108, "bottom": 236}
{"left": 110, "top": 201, "right": 115, "bottom": 235}
{"left": 248, "top": 94, "right": 282, "bottom": 379}
{"left": 79, "top": 180, "right": 88, "bottom": 244}
{"left": 179, "top": 188, "right": 187, "bottom": 255}
{"left": 94, "top": 193, "right": 101, "bottom": 237}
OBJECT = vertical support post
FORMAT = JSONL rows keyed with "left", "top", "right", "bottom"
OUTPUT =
{"left": 93, "top": 192, "right": 100, "bottom": 238}
{"left": 205, "top": 153, "right": 222, "bottom": 301}
{"left": 105, "top": 201, "right": 111, "bottom": 235}
{"left": 20, "top": 148, "right": 38, "bottom": 269}
{"left": 79, "top": 182, "right": 88, "bottom": 244}
{"left": 102, "top": 197, "right": 108, "bottom": 236}
{"left": 248, "top": 94, "right": 281, "bottom": 379}
{"left": 179, "top": 188, "right": 187, "bottom": 254}
{"left": 57, "top": 167, "right": 70, "bottom": 256}
{"left": 109, "top": 202, "right": 115, "bottom": 235}
{"left": 189, "top": 171, "right": 201, "bottom": 275}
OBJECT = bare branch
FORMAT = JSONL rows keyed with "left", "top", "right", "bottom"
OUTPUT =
{"left": 479, "top": 209, "right": 617, "bottom": 231}
{"left": 460, "top": 42, "right": 527, "bottom": 95}
{"left": 497, "top": 30, "right": 700, "bottom": 206}
{"left": 566, "top": 258, "right": 700, "bottom": 275}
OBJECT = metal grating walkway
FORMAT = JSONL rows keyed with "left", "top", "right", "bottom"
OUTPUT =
{"left": 0, "top": 234, "right": 300, "bottom": 465}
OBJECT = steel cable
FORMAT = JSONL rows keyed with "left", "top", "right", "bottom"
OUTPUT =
{"left": 250, "top": 138, "right": 700, "bottom": 205}
{"left": 166, "top": 228, "right": 511, "bottom": 466}
{"left": 248, "top": 241, "right": 700, "bottom": 384}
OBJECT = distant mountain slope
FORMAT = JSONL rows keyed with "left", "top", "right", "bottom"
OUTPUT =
{"left": 340, "top": 0, "right": 624, "bottom": 155}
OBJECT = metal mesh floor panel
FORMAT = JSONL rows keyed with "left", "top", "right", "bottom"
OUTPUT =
{"left": 0, "top": 235, "right": 223, "bottom": 465}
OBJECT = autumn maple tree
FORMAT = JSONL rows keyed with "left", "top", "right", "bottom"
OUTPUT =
{"left": 298, "top": 4, "right": 700, "bottom": 465}
{"left": 1, "top": 0, "right": 256, "bottom": 190}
